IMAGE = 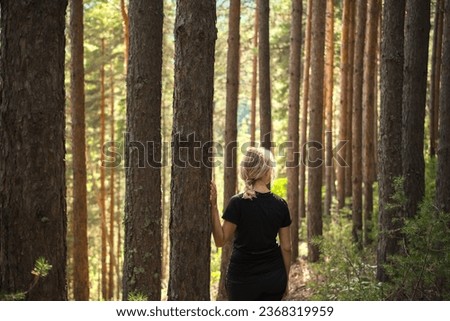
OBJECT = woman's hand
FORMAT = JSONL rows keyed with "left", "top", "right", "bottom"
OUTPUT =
{"left": 210, "top": 181, "right": 217, "bottom": 208}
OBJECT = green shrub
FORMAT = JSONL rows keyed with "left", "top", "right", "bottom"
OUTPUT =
{"left": 309, "top": 219, "right": 382, "bottom": 301}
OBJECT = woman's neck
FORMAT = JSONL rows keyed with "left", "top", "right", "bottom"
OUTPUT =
{"left": 253, "top": 180, "right": 270, "bottom": 193}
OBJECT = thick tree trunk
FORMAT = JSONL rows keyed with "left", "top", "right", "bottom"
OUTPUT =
{"left": 362, "top": 0, "right": 380, "bottom": 246}
{"left": 377, "top": 0, "right": 405, "bottom": 282}
{"left": 324, "top": 0, "right": 334, "bottom": 218}
{"left": 70, "top": 0, "right": 89, "bottom": 301}
{"left": 287, "top": 0, "right": 302, "bottom": 262}
{"left": 430, "top": 0, "right": 444, "bottom": 158}
{"left": 168, "top": 0, "right": 216, "bottom": 301}
{"left": 0, "top": 0, "right": 68, "bottom": 300}
{"left": 300, "top": 0, "right": 312, "bottom": 220}
{"left": 259, "top": 0, "right": 272, "bottom": 149}
{"left": 402, "top": 0, "right": 430, "bottom": 219}
{"left": 250, "top": 2, "right": 259, "bottom": 147}
{"left": 351, "top": 0, "right": 367, "bottom": 245}
{"left": 337, "top": 0, "right": 352, "bottom": 209}
{"left": 217, "top": 0, "right": 240, "bottom": 301}
{"left": 437, "top": 0, "right": 450, "bottom": 214}
{"left": 307, "top": 0, "right": 326, "bottom": 263}
{"left": 123, "top": 0, "right": 163, "bottom": 300}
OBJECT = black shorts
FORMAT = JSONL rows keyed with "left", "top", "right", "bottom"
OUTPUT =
{"left": 226, "top": 265, "right": 287, "bottom": 301}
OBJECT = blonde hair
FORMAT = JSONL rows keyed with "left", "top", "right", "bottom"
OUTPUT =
{"left": 240, "top": 147, "right": 276, "bottom": 199}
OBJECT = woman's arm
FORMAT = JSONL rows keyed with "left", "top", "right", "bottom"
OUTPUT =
{"left": 279, "top": 226, "right": 292, "bottom": 294}
{"left": 210, "top": 181, "right": 236, "bottom": 247}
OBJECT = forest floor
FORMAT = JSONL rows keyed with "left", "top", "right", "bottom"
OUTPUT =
{"left": 284, "top": 256, "right": 315, "bottom": 301}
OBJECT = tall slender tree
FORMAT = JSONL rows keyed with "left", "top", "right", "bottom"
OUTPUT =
{"left": 362, "top": 0, "right": 380, "bottom": 246}
{"left": 123, "top": 0, "right": 163, "bottom": 300}
{"left": 377, "top": 0, "right": 405, "bottom": 282}
{"left": 218, "top": 0, "right": 240, "bottom": 300}
{"left": 259, "top": 0, "right": 272, "bottom": 149}
{"left": 324, "top": 0, "right": 334, "bottom": 218}
{"left": 70, "top": 0, "right": 89, "bottom": 301}
{"left": 120, "top": 0, "right": 130, "bottom": 73}
{"left": 108, "top": 62, "right": 116, "bottom": 301}
{"left": 402, "top": 0, "right": 431, "bottom": 219}
{"left": 345, "top": 1, "right": 356, "bottom": 198}
{"left": 430, "top": 0, "right": 444, "bottom": 157}
{"left": 287, "top": 0, "right": 302, "bottom": 262}
{"left": 437, "top": 0, "right": 450, "bottom": 214}
{"left": 0, "top": 0, "right": 68, "bottom": 300}
{"left": 300, "top": 0, "right": 312, "bottom": 220}
{"left": 337, "top": 0, "right": 352, "bottom": 209}
{"left": 168, "top": 0, "right": 216, "bottom": 300}
{"left": 250, "top": 2, "right": 259, "bottom": 147}
{"left": 307, "top": 0, "right": 327, "bottom": 263}
{"left": 99, "top": 37, "right": 108, "bottom": 301}
{"left": 351, "top": 0, "right": 367, "bottom": 245}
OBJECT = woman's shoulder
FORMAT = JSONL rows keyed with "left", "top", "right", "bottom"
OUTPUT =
{"left": 270, "top": 192, "right": 288, "bottom": 207}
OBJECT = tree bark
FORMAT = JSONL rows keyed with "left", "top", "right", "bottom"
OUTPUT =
{"left": 168, "top": 0, "right": 216, "bottom": 300}
{"left": 362, "top": 0, "right": 380, "bottom": 246}
{"left": 287, "top": 0, "right": 302, "bottom": 263}
{"left": 123, "top": 0, "right": 163, "bottom": 300}
{"left": 437, "top": 0, "right": 450, "bottom": 213}
{"left": 217, "top": 0, "right": 240, "bottom": 301}
{"left": 337, "top": 0, "right": 352, "bottom": 209}
{"left": 402, "top": 0, "right": 430, "bottom": 219}
{"left": 108, "top": 62, "right": 116, "bottom": 301}
{"left": 345, "top": 1, "right": 356, "bottom": 198}
{"left": 324, "top": 0, "right": 334, "bottom": 218}
{"left": 377, "top": 0, "right": 405, "bottom": 282}
{"left": 120, "top": 0, "right": 130, "bottom": 74}
{"left": 300, "top": 0, "right": 312, "bottom": 220}
{"left": 430, "top": 0, "right": 444, "bottom": 158}
{"left": 351, "top": 0, "right": 367, "bottom": 245}
{"left": 99, "top": 37, "right": 108, "bottom": 301}
{"left": 70, "top": 0, "right": 89, "bottom": 301}
{"left": 0, "top": 0, "right": 68, "bottom": 300}
{"left": 250, "top": 2, "right": 259, "bottom": 147}
{"left": 259, "top": 0, "right": 272, "bottom": 149}
{"left": 307, "top": 0, "right": 326, "bottom": 263}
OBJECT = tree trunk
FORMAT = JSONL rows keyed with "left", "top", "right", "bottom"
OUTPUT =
{"left": 376, "top": 0, "right": 405, "bottom": 282}
{"left": 0, "top": 0, "right": 68, "bottom": 300}
{"left": 351, "top": 0, "right": 367, "bottom": 245}
{"left": 99, "top": 37, "right": 108, "bottom": 301}
{"left": 300, "top": 0, "right": 312, "bottom": 220}
{"left": 437, "top": 0, "right": 450, "bottom": 214}
{"left": 120, "top": 0, "right": 130, "bottom": 73}
{"left": 430, "top": 0, "right": 444, "bottom": 157}
{"left": 168, "top": 0, "right": 216, "bottom": 300}
{"left": 287, "top": 0, "right": 302, "bottom": 263}
{"left": 217, "top": 0, "right": 240, "bottom": 301}
{"left": 402, "top": 0, "right": 430, "bottom": 219}
{"left": 345, "top": 1, "right": 356, "bottom": 199}
{"left": 250, "top": 2, "right": 259, "bottom": 147}
{"left": 337, "top": 0, "right": 352, "bottom": 209}
{"left": 123, "top": 0, "right": 163, "bottom": 300}
{"left": 324, "top": 0, "right": 334, "bottom": 218}
{"left": 108, "top": 62, "right": 116, "bottom": 301}
{"left": 307, "top": 0, "right": 326, "bottom": 263}
{"left": 116, "top": 171, "right": 122, "bottom": 300}
{"left": 70, "top": 0, "right": 89, "bottom": 301}
{"left": 362, "top": 0, "right": 380, "bottom": 246}
{"left": 259, "top": 0, "right": 272, "bottom": 149}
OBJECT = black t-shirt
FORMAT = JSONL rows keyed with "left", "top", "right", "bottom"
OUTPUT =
{"left": 222, "top": 191, "right": 292, "bottom": 278}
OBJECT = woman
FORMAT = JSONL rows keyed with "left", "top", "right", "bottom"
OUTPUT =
{"left": 210, "top": 146, "right": 292, "bottom": 301}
